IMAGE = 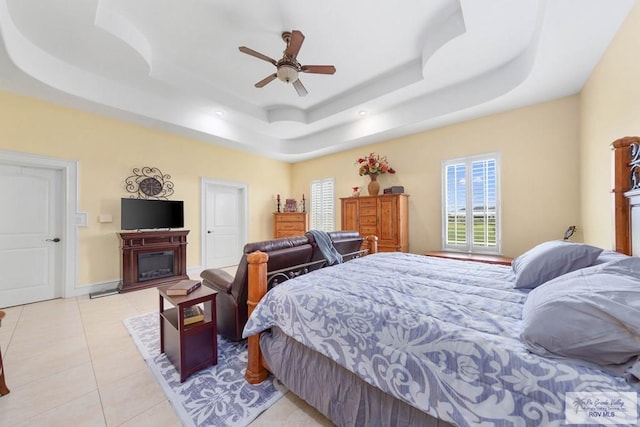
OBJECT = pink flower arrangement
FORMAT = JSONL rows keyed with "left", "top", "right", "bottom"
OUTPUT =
{"left": 356, "top": 153, "right": 396, "bottom": 176}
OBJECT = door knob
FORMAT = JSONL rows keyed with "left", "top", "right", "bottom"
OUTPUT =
{"left": 46, "top": 238, "right": 61, "bottom": 243}
{"left": 207, "top": 230, "right": 213, "bottom": 234}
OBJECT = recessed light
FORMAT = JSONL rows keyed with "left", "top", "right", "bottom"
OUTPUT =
{"left": 358, "top": 110, "right": 367, "bottom": 116}
{"left": 215, "top": 111, "right": 224, "bottom": 117}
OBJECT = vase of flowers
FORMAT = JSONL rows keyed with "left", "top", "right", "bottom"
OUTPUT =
{"left": 355, "top": 153, "right": 396, "bottom": 195}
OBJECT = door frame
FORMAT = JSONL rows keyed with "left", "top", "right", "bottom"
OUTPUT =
{"left": 200, "top": 177, "right": 248, "bottom": 269}
{"left": 0, "top": 150, "right": 80, "bottom": 299}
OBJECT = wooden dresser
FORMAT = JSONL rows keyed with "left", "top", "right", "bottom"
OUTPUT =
{"left": 273, "top": 212, "right": 308, "bottom": 238}
{"left": 341, "top": 194, "right": 409, "bottom": 252}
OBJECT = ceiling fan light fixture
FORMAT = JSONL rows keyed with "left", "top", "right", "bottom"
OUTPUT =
{"left": 239, "top": 30, "right": 334, "bottom": 95}
{"left": 277, "top": 64, "right": 299, "bottom": 83}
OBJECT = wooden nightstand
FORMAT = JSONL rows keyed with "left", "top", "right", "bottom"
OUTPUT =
{"left": 158, "top": 284, "right": 218, "bottom": 382}
{"left": 424, "top": 251, "right": 513, "bottom": 266}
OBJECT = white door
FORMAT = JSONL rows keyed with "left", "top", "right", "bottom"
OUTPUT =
{"left": 204, "top": 183, "right": 245, "bottom": 268}
{"left": 0, "top": 165, "right": 63, "bottom": 307}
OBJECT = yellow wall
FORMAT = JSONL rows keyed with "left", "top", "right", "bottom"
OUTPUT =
{"left": 0, "top": 91, "right": 291, "bottom": 287}
{"left": 7, "top": 3, "right": 634, "bottom": 288}
{"left": 293, "top": 96, "right": 581, "bottom": 257}
{"left": 580, "top": 1, "right": 640, "bottom": 249}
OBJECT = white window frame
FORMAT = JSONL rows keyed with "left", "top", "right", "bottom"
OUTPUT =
{"left": 310, "top": 177, "right": 335, "bottom": 232}
{"left": 441, "top": 152, "right": 501, "bottom": 254}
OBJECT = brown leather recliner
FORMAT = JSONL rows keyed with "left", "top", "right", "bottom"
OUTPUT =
{"left": 307, "top": 230, "right": 364, "bottom": 265}
{"left": 200, "top": 236, "right": 314, "bottom": 341}
{"left": 327, "top": 231, "right": 364, "bottom": 260}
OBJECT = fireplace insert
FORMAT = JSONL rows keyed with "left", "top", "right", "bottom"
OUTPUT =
{"left": 138, "top": 251, "right": 174, "bottom": 282}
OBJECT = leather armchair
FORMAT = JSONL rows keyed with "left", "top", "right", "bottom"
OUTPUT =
{"left": 307, "top": 230, "right": 364, "bottom": 264}
{"left": 201, "top": 236, "right": 314, "bottom": 341}
{"left": 327, "top": 230, "right": 364, "bottom": 259}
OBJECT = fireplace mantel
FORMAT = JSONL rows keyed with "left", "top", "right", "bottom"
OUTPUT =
{"left": 118, "top": 230, "right": 189, "bottom": 293}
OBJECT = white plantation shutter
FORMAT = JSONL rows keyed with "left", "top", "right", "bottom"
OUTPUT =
{"left": 442, "top": 153, "right": 500, "bottom": 253}
{"left": 445, "top": 162, "right": 467, "bottom": 247}
{"left": 471, "top": 158, "right": 497, "bottom": 249}
{"left": 310, "top": 178, "right": 335, "bottom": 232}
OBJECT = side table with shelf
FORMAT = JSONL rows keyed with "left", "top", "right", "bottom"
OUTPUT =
{"left": 158, "top": 284, "right": 218, "bottom": 382}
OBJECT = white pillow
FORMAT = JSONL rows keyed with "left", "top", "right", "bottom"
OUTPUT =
{"left": 520, "top": 257, "right": 640, "bottom": 366}
{"left": 512, "top": 240, "right": 603, "bottom": 289}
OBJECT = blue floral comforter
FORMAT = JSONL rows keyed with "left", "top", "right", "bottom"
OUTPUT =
{"left": 243, "top": 252, "right": 636, "bottom": 426}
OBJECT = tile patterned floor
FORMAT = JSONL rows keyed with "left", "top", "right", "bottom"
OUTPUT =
{"left": 0, "top": 286, "right": 333, "bottom": 426}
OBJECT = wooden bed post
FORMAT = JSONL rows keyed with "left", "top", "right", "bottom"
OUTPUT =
{"left": 245, "top": 234, "right": 378, "bottom": 385}
{"left": 365, "top": 234, "right": 378, "bottom": 254}
{"left": 245, "top": 250, "right": 269, "bottom": 384}
{"left": 612, "top": 136, "right": 639, "bottom": 255}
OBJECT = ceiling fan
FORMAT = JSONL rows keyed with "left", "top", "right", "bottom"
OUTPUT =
{"left": 239, "top": 30, "right": 336, "bottom": 96}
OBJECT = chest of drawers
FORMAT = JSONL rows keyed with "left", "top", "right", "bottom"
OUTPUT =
{"left": 273, "top": 212, "right": 308, "bottom": 238}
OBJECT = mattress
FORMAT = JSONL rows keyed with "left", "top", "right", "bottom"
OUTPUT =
{"left": 244, "top": 252, "right": 637, "bottom": 426}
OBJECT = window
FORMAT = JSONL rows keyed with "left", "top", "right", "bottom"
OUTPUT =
{"left": 442, "top": 153, "right": 501, "bottom": 253}
{"left": 310, "top": 178, "right": 335, "bottom": 232}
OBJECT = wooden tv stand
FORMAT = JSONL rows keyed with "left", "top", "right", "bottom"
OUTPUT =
{"left": 119, "top": 230, "right": 189, "bottom": 293}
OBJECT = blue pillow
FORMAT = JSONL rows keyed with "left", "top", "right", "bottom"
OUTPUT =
{"left": 521, "top": 257, "right": 640, "bottom": 366}
{"left": 512, "top": 240, "right": 603, "bottom": 289}
{"left": 592, "top": 249, "right": 630, "bottom": 265}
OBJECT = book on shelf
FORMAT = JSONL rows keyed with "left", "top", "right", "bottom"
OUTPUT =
{"left": 166, "top": 279, "right": 201, "bottom": 296}
{"left": 183, "top": 305, "right": 204, "bottom": 325}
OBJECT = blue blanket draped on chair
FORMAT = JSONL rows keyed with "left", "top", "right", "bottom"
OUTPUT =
{"left": 306, "top": 230, "right": 343, "bottom": 265}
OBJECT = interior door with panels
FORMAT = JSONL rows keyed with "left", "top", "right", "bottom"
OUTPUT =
{"left": 204, "top": 183, "right": 244, "bottom": 268}
{"left": 0, "top": 165, "right": 63, "bottom": 307}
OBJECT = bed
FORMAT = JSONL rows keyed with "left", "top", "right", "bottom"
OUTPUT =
{"left": 242, "top": 138, "right": 640, "bottom": 426}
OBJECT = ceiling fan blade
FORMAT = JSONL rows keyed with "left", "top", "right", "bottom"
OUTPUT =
{"left": 301, "top": 65, "right": 336, "bottom": 74}
{"left": 285, "top": 30, "right": 305, "bottom": 59}
{"left": 255, "top": 73, "right": 277, "bottom": 88}
{"left": 239, "top": 46, "right": 277, "bottom": 66}
{"left": 293, "top": 79, "right": 308, "bottom": 97}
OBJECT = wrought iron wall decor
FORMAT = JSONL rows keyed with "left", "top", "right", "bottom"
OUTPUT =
{"left": 631, "top": 143, "right": 640, "bottom": 191}
{"left": 125, "top": 167, "right": 174, "bottom": 199}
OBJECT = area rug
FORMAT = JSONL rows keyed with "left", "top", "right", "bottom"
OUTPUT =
{"left": 124, "top": 312, "right": 285, "bottom": 427}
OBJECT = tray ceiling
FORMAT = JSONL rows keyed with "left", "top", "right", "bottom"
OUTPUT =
{"left": 0, "top": 0, "right": 633, "bottom": 161}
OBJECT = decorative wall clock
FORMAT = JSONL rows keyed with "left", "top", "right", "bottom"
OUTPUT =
{"left": 125, "top": 167, "right": 174, "bottom": 199}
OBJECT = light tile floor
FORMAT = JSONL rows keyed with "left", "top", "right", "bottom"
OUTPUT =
{"left": 0, "top": 286, "right": 333, "bottom": 426}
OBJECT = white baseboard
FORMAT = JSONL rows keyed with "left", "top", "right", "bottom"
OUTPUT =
{"left": 68, "top": 279, "right": 120, "bottom": 298}
{"left": 66, "top": 265, "right": 208, "bottom": 299}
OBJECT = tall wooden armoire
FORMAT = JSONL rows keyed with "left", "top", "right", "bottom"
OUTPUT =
{"left": 341, "top": 194, "right": 409, "bottom": 252}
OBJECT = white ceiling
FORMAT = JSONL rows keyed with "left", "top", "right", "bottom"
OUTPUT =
{"left": 0, "top": 0, "right": 634, "bottom": 162}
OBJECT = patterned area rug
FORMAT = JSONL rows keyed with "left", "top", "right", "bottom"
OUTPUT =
{"left": 124, "top": 312, "right": 284, "bottom": 427}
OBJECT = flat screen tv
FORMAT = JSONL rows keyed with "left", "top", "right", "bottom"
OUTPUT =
{"left": 121, "top": 198, "right": 184, "bottom": 230}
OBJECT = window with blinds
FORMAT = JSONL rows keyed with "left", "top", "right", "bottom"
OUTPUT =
{"left": 310, "top": 178, "right": 335, "bottom": 232}
{"left": 442, "top": 153, "right": 501, "bottom": 253}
